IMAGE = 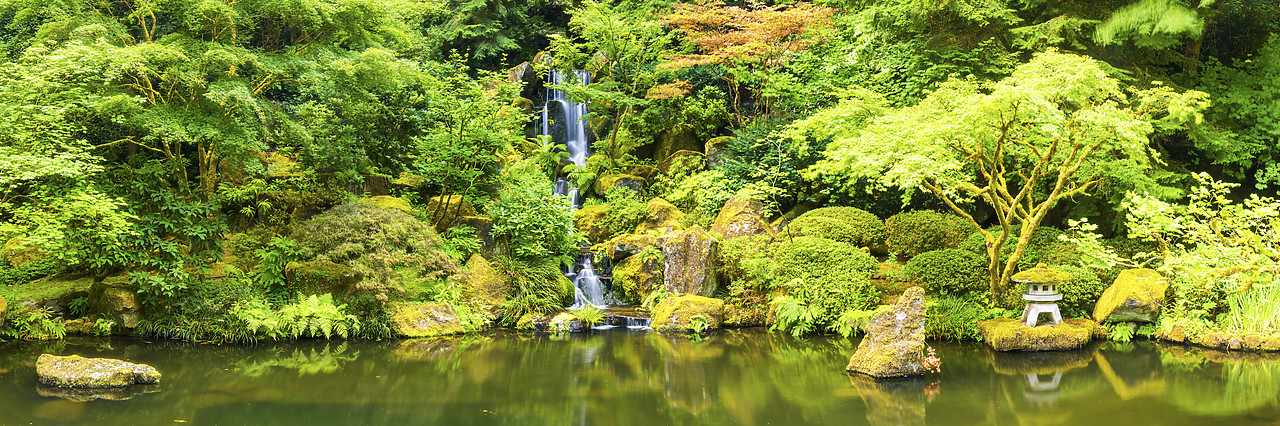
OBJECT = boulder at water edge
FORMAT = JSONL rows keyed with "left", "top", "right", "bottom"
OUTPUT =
{"left": 846, "top": 287, "right": 930, "bottom": 378}
{"left": 36, "top": 354, "right": 160, "bottom": 388}
{"left": 612, "top": 253, "right": 663, "bottom": 305}
{"left": 710, "top": 188, "right": 775, "bottom": 240}
{"left": 977, "top": 318, "right": 1102, "bottom": 351}
{"left": 651, "top": 295, "right": 724, "bottom": 332}
{"left": 662, "top": 226, "right": 719, "bottom": 297}
{"left": 390, "top": 303, "right": 466, "bottom": 337}
{"left": 1093, "top": 268, "right": 1168, "bottom": 323}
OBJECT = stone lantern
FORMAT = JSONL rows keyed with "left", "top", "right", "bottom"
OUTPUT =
{"left": 1011, "top": 263, "right": 1073, "bottom": 327}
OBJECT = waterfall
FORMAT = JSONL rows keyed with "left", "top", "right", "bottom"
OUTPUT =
{"left": 570, "top": 254, "right": 607, "bottom": 309}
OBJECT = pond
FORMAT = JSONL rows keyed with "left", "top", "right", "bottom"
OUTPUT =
{"left": 2, "top": 329, "right": 1279, "bottom": 425}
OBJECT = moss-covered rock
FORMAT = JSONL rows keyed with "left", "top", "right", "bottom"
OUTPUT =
{"left": 460, "top": 254, "right": 510, "bottom": 314}
{"left": 657, "top": 150, "right": 706, "bottom": 175}
{"left": 3, "top": 237, "right": 49, "bottom": 268}
{"left": 389, "top": 303, "right": 466, "bottom": 337}
{"left": 710, "top": 188, "right": 775, "bottom": 240}
{"left": 36, "top": 354, "right": 160, "bottom": 388}
{"left": 593, "top": 173, "right": 646, "bottom": 197}
{"left": 651, "top": 295, "right": 724, "bottom": 332}
{"left": 786, "top": 207, "right": 886, "bottom": 251}
{"left": 548, "top": 312, "right": 586, "bottom": 332}
{"left": 885, "top": 211, "right": 972, "bottom": 257}
{"left": 625, "top": 164, "right": 660, "bottom": 181}
{"left": 573, "top": 204, "right": 613, "bottom": 243}
{"left": 705, "top": 136, "right": 733, "bottom": 170}
{"left": 655, "top": 127, "right": 703, "bottom": 162}
{"left": 846, "top": 286, "right": 930, "bottom": 378}
{"left": 88, "top": 283, "right": 140, "bottom": 330}
{"left": 359, "top": 195, "right": 413, "bottom": 213}
{"left": 613, "top": 253, "right": 663, "bottom": 304}
{"left": 634, "top": 198, "right": 685, "bottom": 234}
{"left": 425, "top": 195, "right": 477, "bottom": 231}
{"left": 1093, "top": 268, "right": 1168, "bottom": 323}
{"left": 662, "top": 226, "right": 719, "bottom": 297}
{"left": 977, "top": 318, "right": 1101, "bottom": 351}
{"left": 0, "top": 294, "right": 6, "bottom": 319}
{"left": 284, "top": 260, "right": 360, "bottom": 296}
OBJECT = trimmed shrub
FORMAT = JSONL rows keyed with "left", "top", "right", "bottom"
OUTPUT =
{"left": 772, "top": 236, "right": 878, "bottom": 283}
{"left": 904, "top": 249, "right": 988, "bottom": 298}
{"left": 960, "top": 225, "right": 1080, "bottom": 269}
{"left": 1050, "top": 265, "right": 1108, "bottom": 319}
{"left": 885, "top": 211, "right": 973, "bottom": 257}
{"left": 767, "top": 236, "right": 880, "bottom": 336}
{"left": 785, "top": 207, "right": 886, "bottom": 250}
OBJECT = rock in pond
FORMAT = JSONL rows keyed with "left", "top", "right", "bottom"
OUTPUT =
{"left": 1093, "top": 268, "right": 1168, "bottom": 323}
{"left": 36, "top": 354, "right": 160, "bottom": 388}
{"left": 662, "top": 225, "right": 719, "bottom": 297}
{"left": 390, "top": 303, "right": 466, "bottom": 337}
{"left": 651, "top": 295, "right": 724, "bottom": 332}
{"left": 846, "top": 287, "right": 930, "bottom": 378}
{"left": 977, "top": 318, "right": 1102, "bottom": 351}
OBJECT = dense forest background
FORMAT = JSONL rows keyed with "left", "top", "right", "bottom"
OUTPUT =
{"left": 1, "top": 0, "right": 1278, "bottom": 342}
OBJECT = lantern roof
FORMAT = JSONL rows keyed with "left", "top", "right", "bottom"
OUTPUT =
{"left": 1010, "top": 263, "right": 1074, "bottom": 283}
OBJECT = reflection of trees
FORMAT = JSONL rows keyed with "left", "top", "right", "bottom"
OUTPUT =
{"left": 237, "top": 343, "right": 359, "bottom": 376}
{"left": 1162, "top": 347, "right": 1280, "bottom": 417}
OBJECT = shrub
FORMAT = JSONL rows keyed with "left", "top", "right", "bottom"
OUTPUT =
{"left": 1051, "top": 265, "right": 1109, "bottom": 319}
{"left": 960, "top": 225, "right": 1081, "bottom": 270}
{"left": 0, "top": 258, "right": 62, "bottom": 287}
{"left": 904, "top": 249, "right": 988, "bottom": 298}
{"left": 768, "top": 236, "right": 881, "bottom": 336}
{"left": 292, "top": 202, "right": 458, "bottom": 298}
{"left": 785, "top": 207, "right": 886, "bottom": 249}
{"left": 488, "top": 176, "right": 581, "bottom": 265}
{"left": 495, "top": 256, "right": 573, "bottom": 325}
{"left": 772, "top": 236, "right": 878, "bottom": 283}
{"left": 599, "top": 186, "right": 649, "bottom": 239}
{"left": 885, "top": 211, "right": 972, "bottom": 257}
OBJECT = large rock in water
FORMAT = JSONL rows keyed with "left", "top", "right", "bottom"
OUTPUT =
{"left": 662, "top": 226, "right": 719, "bottom": 297}
{"left": 846, "top": 287, "right": 930, "bottom": 378}
{"left": 1093, "top": 268, "right": 1168, "bottom": 323}
{"left": 390, "top": 303, "right": 466, "bottom": 337}
{"left": 36, "top": 354, "right": 160, "bottom": 388}
{"left": 651, "top": 295, "right": 724, "bottom": 332}
{"left": 710, "top": 188, "right": 775, "bottom": 240}
{"left": 977, "top": 318, "right": 1102, "bottom": 351}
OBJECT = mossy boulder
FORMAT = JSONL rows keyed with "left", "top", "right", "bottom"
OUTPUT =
{"left": 593, "top": 173, "right": 646, "bottom": 197}
{"left": 977, "top": 318, "right": 1102, "bottom": 351}
{"left": 359, "top": 195, "right": 413, "bottom": 213}
{"left": 651, "top": 295, "right": 724, "bottom": 332}
{"left": 786, "top": 207, "right": 886, "bottom": 251}
{"left": 625, "top": 164, "right": 661, "bottom": 181}
{"left": 655, "top": 127, "right": 703, "bottom": 162}
{"left": 425, "top": 195, "right": 477, "bottom": 231}
{"left": 885, "top": 211, "right": 973, "bottom": 257}
{"left": 705, "top": 136, "right": 733, "bottom": 170}
{"left": 662, "top": 226, "right": 719, "bottom": 297}
{"left": 454, "top": 215, "right": 496, "bottom": 254}
{"left": 3, "top": 237, "right": 49, "bottom": 268}
{"left": 846, "top": 287, "right": 931, "bottom": 378}
{"left": 634, "top": 198, "right": 685, "bottom": 234}
{"left": 657, "top": 150, "right": 706, "bottom": 175}
{"left": 36, "top": 354, "right": 160, "bottom": 388}
{"left": 573, "top": 204, "right": 614, "bottom": 243}
{"left": 389, "top": 302, "right": 466, "bottom": 337}
{"left": 597, "top": 233, "right": 663, "bottom": 260}
{"left": 460, "top": 254, "right": 510, "bottom": 313}
{"left": 88, "top": 283, "right": 140, "bottom": 330}
{"left": 710, "top": 188, "right": 775, "bottom": 240}
{"left": 613, "top": 253, "right": 663, "bottom": 304}
{"left": 548, "top": 312, "right": 587, "bottom": 332}
{"left": 0, "top": 294, "right": 6, "bottom": 319}
{"left": 284, "top": 260, "right": 360, "bottom": 296}
{"left": 1093, "top": 268, "right": 1168, "bottom": 323}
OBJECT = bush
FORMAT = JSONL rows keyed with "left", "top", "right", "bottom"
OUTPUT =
{"left": 885, "top": 211, "right": 972, "bottom": 257}
{"left": 904, "top": 249, "right": 988, "bottom": 298}
{"left": 1051, "top": 265, "right": 1108, "bottom": 319}
{"left": 785, "top": 207, "right": 886, "bottom": 249}
{"left": 292, "top": 202, "right": 458, "bottom": 298}
{"left": 488, "top": 176, "right": 581, "bottom": 265}
{"left": 495, "top": 256, "right": 573, "bottom": 325}
{"left": 772, "top": 236, "right": 879, "bottom": 283}
{"left": 960, "top": 225, "right": 1080, "bottom": 270}
{"left": 768, "top": 236, "right": 881, "bottom": 336}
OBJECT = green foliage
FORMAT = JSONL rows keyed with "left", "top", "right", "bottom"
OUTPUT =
{"left": 0, "top": 258, "right": 61, "bottom": 287}
{"left": 925, "top": 295, "right": 1006, "bottom": 341}
{"left": 598, "top": 187, "right": 649, "bottom": 239}
{"left": 440, "top": 225, "right": 482, "bottom": 262}
{"left": 1107, "top": 322, "right": 1137, "bottom": 342}
{"left": 495, "top": 256, "right": 571, "bottom": 324}
{"left": 1051, "top": 264, "right": 1110, "bottom": 319}
{"left": 0, "top": 307, "right": 66, "bottom": 341}
{"left": 488, "top": 172, "right": 582, "bottom": 265}
{"left": 688, "top": 314, "right": 710, "bottom": 335}
{"left": 786, "top": 207, "right": 886, "bottom": 249}
{"left": 904, "top": 249, "right": 987, "bottom": 298}
{"left": 641, "top": 286, "right": 667, "bottom": 312}
{"left": 237, "top": 343, "right": 360, "bottom": 377}
{"left": 571, "top": 305, "right": 606, "bottom": 326}
{"left": 1197, "top": 35, "right": 1280, "bottom": 186}
{"left": 828, "top": 306, "right": 888, "bottom": 338}
{"left": 885, "top": 211, "right": 972, "bottom": 257}
{"left": 292, "top": 202, "right": 457, "bottom": 298}
{"left": 1222, "top": 284, "right": 1280, "bottom": 335}
{"left": 767, "top": 235, "right": 882, "bottom": 337}
{"left": 772, "top": 236, "right": 879, "bottom": 284}
{"left": 234, "top": 293, "right": 361, "bottom": 340}
{"left": 253, "top": 236, "right": 302, "bottom": 304}
{"left": 1095, "top": 0, "right": 1204, "bottom": 49}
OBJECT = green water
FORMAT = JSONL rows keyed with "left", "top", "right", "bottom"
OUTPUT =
{"left": 1, "top": 329, "right": 1279, "bottom": 425}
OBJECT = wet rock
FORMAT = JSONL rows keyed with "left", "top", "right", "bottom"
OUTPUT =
{"left": 37, "top": 383, "right": 160, "bottom": 402}
{"left": 612, "top": 253, "right": 663, "bottom": 304}
{"left": 593, "top": 173, "right": 646, "bottom": 197}
{"left": 651, "top": 295, "right": 724, "bottom": 332}
{"left": 459, "top": 254, "right": 510, "bottom": 315}
{"left": 36, "top": 354, "right": 161, "bottom": 388}
{"left": 548, "top": 312, "right": 587, "bottom": 332}
{"left": 425, "top": 195, "right": 477, "bottom": 231}
{"left": 710, "top": 188, "right": 774, "bottom": 240}
{"left": 662, "top": 226, "right": 719, "bottom": 297}
{"left": 89, "top": 283, "right": 140, "bottom": 331}
{"left": 1093, "top": 268, "right": 1168, "bottom": 323}
{"left": 846, "top": 287, "right": 930, "bottom": 378}
{"left": 359, "top": 195, "right": 412, "bottom": 213}
{"left": 978, "top": 318, "right": 1102, "bottom": 351}
{"left": 389, "top": 302, "right": 465, "bottom": 338}
{"left": 284, "top": 260, "right": 359, "bottom": 296}
{"left": 573, "top": 204, "right": 613, "bottom": 243}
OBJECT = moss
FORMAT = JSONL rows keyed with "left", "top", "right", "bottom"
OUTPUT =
{"left": 548, "top": 312, "right": 585, "bottom": 332}
{"left": 612, "top": 253, "right": 663, "bottom": 304}
{"left": 360, "top": 195, "right": 413, "bottom": 213}
{"left": 772, "top": 236, "right": 879, "bottom": 282}
{"left": 1010, "top": 263, "right": 1075, "bottom": 283}
{"left": 284, "top": 260, "right": 358, "bottom": 296}
{"left": 710, "top": 188, "right": 775, "bottom": 240}
{"left": 3, "top": 236, "right": 49, "bottom": 268}
{"left": 634, "top": 198, "right": 685, "bottom": 233}
{"left": 657, "top": 150, "right": 706, "bottom": 175}
{"left": 885, "top": 211, "right": 973, "bottom": 257}
{"left": 977, "top": 318, "right": 1100, "bottom": 351}
{"left": 573, "top": 204, "right": 614, "bottom": 243}
{"left": 903, "top": 249, "right": 987, "bottom": 298}
{"left": 8, "top": 273, "right": 108, "bottom": 304}
{"left": 661, "top": 226, "right": 720, "bottom": 297}
{"left": 651, "top": 295, "right": 724, "bottom": 332}
{"left": 389, "top": 302, "right": 466, "bottom": 337}
{"left": 593, "top": 173, "right": 647, "bottom": 197}
{"left": 425, "top": 195, "right": 477, "bottom": 231}
{"left": 1093, "top": 268, "right": 1168, "bottom": 323}
{"left": 460, "top": 254, "right": 511, "bottom": 310}
{"left": 36, "top": 354, "right": 161, "bottom": 388}
{"left": 786, "top": 207, "right": 886, "bottom": 250}
{"left": 0, "top": 294, "right": 6, "bottom": 319}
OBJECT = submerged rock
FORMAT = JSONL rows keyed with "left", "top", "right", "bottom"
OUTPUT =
{"left": 662, "top": 226, "right": 719, "bottom": 297}
{"left": 651, "top": 295, "right": 724, "bottom": 332}
{"left": 36, "top": 354, "right": 161, "bottom": 388}
{"left": 846, "top": 287, "right": 930, "bottom": 378}
{"left": 1093, "top": 268, "right": 1168, "bottom": 323}
{"left": 390, "top": 303, "right": 466, "bottom": 338}
{"left": 977, "top": 318, "right": 1102, "bottom": 351}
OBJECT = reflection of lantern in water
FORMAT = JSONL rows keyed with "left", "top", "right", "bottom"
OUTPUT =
{"left": 1023, "top": 372, "right": 1063, "bottom": 407}
{"left": 1011, "top": 263, "right": 1074, "bottom": 327}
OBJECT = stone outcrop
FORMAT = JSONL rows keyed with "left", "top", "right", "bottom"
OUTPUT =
{"left": 651, "top": 295, "right": 724, "bottom": 332}
{"left": 662, "top": 226, "right": 719, "bottom": 297}
{"left": 705, "top": 136, "right": 733, "bottom": 170}
{"left": 425, "top": 195, "right": 477, "bottom": 231}
{"left": 88, "top": 283, "right": 140, "bottom": 330}
{"left": 710, "top": 188, "right": 774, "bottom": 240}
{"left": 284, "top": 260, "right": 360, "bottom": 296}
{"left": 573, "top": 204, "right": 613, "bottom": 243}
{"left": 3, "top": 236, "right": 48, "bottom": 267}
{"left": 655, "top": 128, "right": 703, "bottom": 162}
{"left": 634, "top": 198, "right": 685, "bottom": 234}
{"left": 548, "top": 312, "right": 587, "bottom": 332}
{"left": 977, "top": 318, "right": 1102, "bottom": 351}
{"left": 360, "top": 195, "right": 413, "bottom": 213}
{"left": 657, "top": 150, "right": 705, "bottom": 175}
{"left": 36, "top": 354, "right": 161, "bottom": 388}
{"left": 593, "top": 173, "right": 646, "bottom": 197}
{"left": 846, "top": 287, "right": 930, "bottom": 378}
{"left": 1093, "top": 268, "right": 1168, "bottom": 323}
{"left": 454, "top": 215, "right": 495, "bottom": 254}
{"left": 612, "top": 253, "right": 664, "bottom": 304}
{"left": 389, "top": 303, "right": 466, "bottom": 338}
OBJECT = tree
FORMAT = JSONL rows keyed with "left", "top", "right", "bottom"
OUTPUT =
{"left": 795, "top": 51, "right": 1208, "bottom": 305}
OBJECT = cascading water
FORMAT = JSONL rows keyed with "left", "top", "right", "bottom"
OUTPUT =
{"left": 541, "top": 69, "right": 611, "bottom": 309}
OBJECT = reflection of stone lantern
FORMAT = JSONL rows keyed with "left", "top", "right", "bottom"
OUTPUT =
{"left": 1011, "top": 263, "right": 1073, "bottom": 327}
